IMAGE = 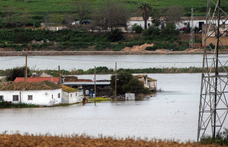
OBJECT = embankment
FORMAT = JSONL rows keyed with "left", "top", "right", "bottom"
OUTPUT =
{"left": 0, "top": 51, "right": 207, "bottom": 56}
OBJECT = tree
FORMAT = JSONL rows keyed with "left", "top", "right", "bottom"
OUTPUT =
{"left": 110, "top": 71, "right": 150, "bottom": 94}
{"left": 20, "top": 9, "right": 30, "bottom": 27}
{"left": 165, "top": 6, "right": 184, "bottom": 24}
{"left": 64, "top": 13, "right": 75, "bottom": 27}
{"left": 138, "top": 2, "right": 152, "bottom": 29}
{"left": 111, "top": 71, "right": 133, "bottom": 94}
{"left": 6, "top": 66, "right": 30, "bottom": 81}
{"left": 91, "top": 0, "right": 129, "bottom": 30}
{"left": 73, "top": 0, "right": 91, "bottom": 24}
{"left": 3, "top": 5, "right": 16, "bottom": 27}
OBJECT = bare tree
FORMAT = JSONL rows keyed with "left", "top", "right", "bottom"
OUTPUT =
{"left": 20, "top": 9, "right": 30, "bottom": 27}
{"left": 165, "top": 6, "right": 184, "bottom": 24}
{"left": 64, "top": 13, "right": 75, "bottom": 27}
{"left": 91, "top": 0, "right": 129, "bottom": 30}
{"left": 3, "top": 5, "right": 16, "bottom": 27}
{"left": 74, "top": 0, "right": 91, "bottom": 23}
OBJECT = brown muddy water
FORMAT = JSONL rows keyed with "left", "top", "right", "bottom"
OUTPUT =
{"left": 1, "top": 73, "right": 227, "bottom": 142}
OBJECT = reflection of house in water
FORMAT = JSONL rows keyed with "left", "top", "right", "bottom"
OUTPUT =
{"left": 134, "top": 75, "right": 157, "bottom": 91}
{"left": 62, "top": 76, "right": 112, "bottom": 97}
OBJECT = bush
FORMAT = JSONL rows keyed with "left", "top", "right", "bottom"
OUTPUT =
{"left": 145, "top": 46, "right": 156, "bottom": 51}
{"left": 209, "top": 43, "right": 215, "bottom": 49}
{"left": 107, "top": 29, "right": 124, "bottom": 42}
{"left": 132, "top": 25, "right": 143, "bottom": 33}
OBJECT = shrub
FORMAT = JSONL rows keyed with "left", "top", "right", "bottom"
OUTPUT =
{"left": 132, "top": 25, "right": 143, "bottom": 33}
{"left": 145, "top": 46, "right": 156, "bottom": 51}
{"left": 209, "top": 43, "right": 215, "bottom": 49}
{"left": 107, "top": 29, "right": 124, "bottom": 42}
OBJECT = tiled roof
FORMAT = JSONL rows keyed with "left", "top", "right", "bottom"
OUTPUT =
{"left": 0, "top": 81, "right": 61, "bottom": 90}
{"left": 128, "top": 17, "right": 152, "bottom": 21}
{"left": 14, "top": 77, "right": 59, "bottom": 83}
{"left": 60, "top": 85, "right": 78, "bottom": 93}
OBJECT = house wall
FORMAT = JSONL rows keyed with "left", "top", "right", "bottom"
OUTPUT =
{"left": 62, "top": 91, "right": 69, "bottom": 103}
{"left": 0, "top": 89, "right": 62, "bottom": 106}
{"left": 127, "top": 20, "right": 152, "bottom": 30}
{"left": 148, "top": 81, "right": 157, "bottom": 91}
{"left": 62, "top": 91, "right": 83, "bottom": 104}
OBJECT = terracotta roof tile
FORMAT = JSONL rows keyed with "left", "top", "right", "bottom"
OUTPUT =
{"left": 14, "top": 77, "right": 59, "bottom": 83}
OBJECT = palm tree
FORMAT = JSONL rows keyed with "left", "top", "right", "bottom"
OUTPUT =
{"left": 138, "top": 2, "right": 152, "bottom": 29}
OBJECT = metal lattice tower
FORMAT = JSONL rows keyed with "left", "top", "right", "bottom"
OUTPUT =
{"left": 190, "top": 7, "right": 195, "bottom": 48}
{"left": 197, "top": 0, "right": 228, "bottom": 141}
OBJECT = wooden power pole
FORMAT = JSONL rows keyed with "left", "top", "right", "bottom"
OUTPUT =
{"left": 94, "top": 66, "right": 96, "bottom": 106}
{"left": 115, "top": 62, "right": 117, "bottom": 103}
{"left": 25, "top": 56, "right": 27, "bottom": 82}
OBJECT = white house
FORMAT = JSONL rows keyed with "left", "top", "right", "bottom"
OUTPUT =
{"left": 61, "top": 85, "right": 83, "bottom": 104}
{"left": 134, "top": 75, "right": 157, "bottom": 91}
{"left": 127, "top": 17, "right": 152, "bottom": 31}
{"left": 0, "top": 81, "right": 62, "bottom": 106}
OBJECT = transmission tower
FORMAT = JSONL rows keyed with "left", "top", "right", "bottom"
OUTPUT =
{"left": 197, "top": 0, "right": 228, "bottom": 141}
{"left": 190, "top": 7, "right": 195, "bottom": 48}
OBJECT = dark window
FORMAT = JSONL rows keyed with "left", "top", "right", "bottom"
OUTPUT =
{"left": 148, "top": 23, "right": 150, "bottom": 26}
{"left": 75, "top": 93, "right": 77, "bottom": 96}
{"left": 28, "top": 95, "right": 33, "bottom": 100}
{"left": 58, "top": 93, "right": 60, "bottom": 98}
{"left": 52, "top": 94, "right": 53, "bottom": 99}
{"left": 13, "top": 95, "right": 19, "bottom": 101}
{"left": 70, "top": 94, "right": 72, "bottom": 97}
{"left": 0, "top": 95, "right": 3, "bottom": 101}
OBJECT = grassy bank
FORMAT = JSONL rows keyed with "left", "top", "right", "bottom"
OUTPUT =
{"left": 1, "top": 66, "right": 226, "bottom": 77}
{"left": 0, "top": 101, "right": 39, "bottom": 108}
{"left": 0, "top": 134, "right": 226, "bottom": 147}
{"left": 88, "top": 97, "right": 112, "bottom": 102}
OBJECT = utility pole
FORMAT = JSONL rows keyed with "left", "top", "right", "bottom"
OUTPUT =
{"left": 58, "top": 65, "right": 61, "bottom": 85}
{"left": 115, "top": 62, "right": 117, "bottom": 103}
{"left": 25, "top": 56, "right": 27, "bottom": 82}
{"left": 94, "top": 66, "right": 96, "bottom": 106}
{"left": 190, "top": 7, "right": 195, "bottom": 48}
{"left": 197, "top": 0, "right": 228, "bottom": 141}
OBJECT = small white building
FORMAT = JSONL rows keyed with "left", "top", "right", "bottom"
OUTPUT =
{"left": 61, "top": 85, "right": 83, "bottom": 104}
{"left": 127, "top": 17, "right": 152, "bottom": 31}
{"left": 0, "top": 81, "right": 62, "bottom": 106}
{"left": 125, "top": 93, "right": 135, "bottom": 100}
{"left": 134, "top": 75, "right": 157, "bottom": 91}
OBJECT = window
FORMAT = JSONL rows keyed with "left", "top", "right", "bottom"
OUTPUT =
{"left": 58, "top": 93, "right": 60, "bottom": 98}
{"left": 70, "top": 94, "right": 72, "bottom": 97}
{"left": 28, "top": 95, "right": 33, "bottom": 100}
{"left": 75, "top": 93, "right": 77, "bottom": 96}
{"left": 148, "top": 23, "right": 150, "bottom": 26}
{"left": 52, "top": 94, "right": 53, "bottom": 99}
{"left": 13, "top": 95, "right": 19, "bottom": 101}
{"left": 0, "top": 95, "right": 3, "bottom": 101}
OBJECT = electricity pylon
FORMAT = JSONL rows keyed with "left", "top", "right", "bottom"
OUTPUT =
{"left": 197, "top": 0, "right": 228, "bottom": 142}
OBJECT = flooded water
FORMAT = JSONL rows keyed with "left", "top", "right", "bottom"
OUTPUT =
{"left": 1, "top": 73, "right": 227, "bottom": 142}
{"left": 1, "top": 54, "right": 227, "bottom": 70}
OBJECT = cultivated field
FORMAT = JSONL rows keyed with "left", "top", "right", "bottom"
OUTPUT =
{"left": 0, "top": 0, "right": 212, "bottom": 14}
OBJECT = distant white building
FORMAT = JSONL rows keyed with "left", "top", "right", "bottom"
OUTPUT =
{"left": 0, "top": 81, "right": 62, "bottom": 106}
{"left": 61, "top": 85, "right": 83, "bottom": 104}
{"left": 127, "top": 17, "right": 152, "bottom": 31}
{"left": 134, "top": 75, "right": 157, "bottom": 91}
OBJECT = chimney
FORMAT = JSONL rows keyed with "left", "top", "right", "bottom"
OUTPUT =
{"left": 51, "top": 72, "right": 53, "bottom": 82}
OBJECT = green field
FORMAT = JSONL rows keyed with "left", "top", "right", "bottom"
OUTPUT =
{"left": 0, "top": 0, "right": 214, "bottom": 14}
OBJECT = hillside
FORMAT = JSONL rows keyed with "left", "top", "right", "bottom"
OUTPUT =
{"left": 0, "top": 0, "right": 213, "bottom": 14}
